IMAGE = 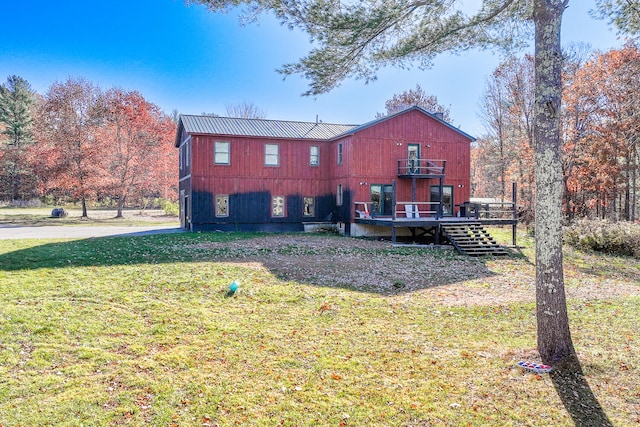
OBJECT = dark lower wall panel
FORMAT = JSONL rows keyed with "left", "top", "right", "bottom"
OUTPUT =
{"left": 189, "top": 190, "right": 348, "bottom": 232}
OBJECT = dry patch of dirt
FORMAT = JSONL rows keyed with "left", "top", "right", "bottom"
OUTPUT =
{"left": 192, "top": 234, "right": 640, "bottom": 306}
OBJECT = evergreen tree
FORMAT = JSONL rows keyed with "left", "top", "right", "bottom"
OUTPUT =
{"left": 0, "top": 75, "right": 37, "bottom": 200}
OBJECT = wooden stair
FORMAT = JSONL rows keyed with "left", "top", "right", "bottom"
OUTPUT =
{"left": 440, "top": 222, "right": 509, "bottom": 256}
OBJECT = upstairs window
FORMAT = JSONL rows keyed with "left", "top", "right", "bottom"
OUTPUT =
{"left": 310, "top": 146, "right": 319, "bottom": 166}
{"left": 265, "top": 144, "right": 280, "bottom": 166}
{"left": 214, "top": 141, "right": 230, "bottom": 165}
{"left": 337, "top": 143, "right": 343, "bottom": 165}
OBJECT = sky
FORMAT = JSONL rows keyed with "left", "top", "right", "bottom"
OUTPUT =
{"left": 0, "top": 0, "right": 627, "bottom": 137}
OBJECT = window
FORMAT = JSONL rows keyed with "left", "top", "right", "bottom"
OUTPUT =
{"left": 407, "top": 143, "right": 420, "bottom": 174}
{"left": 214, "top": 141, "right": 230, "bottom": 165}
{"left": 265, "top": 144, "right": 280, "bottom": 166}
{"left": 337, "top": 184, "right": 343, "bottom": 206}
{"left": 180, "top": 136, "right": 191, "bottom": 170}
{"left": 337, "top": 143, "right": 343, "bottom": 165}
{"left": 303, "top": 197, "right": 315, "bottom": 217}
{"left": 430, "top": 185, "right": 454, "bottom": 216}
{"left": 215, "top": 195, "right": 229, "bottom": 217}
{"left": 272, "top": 195, "right": 285, "bottom": 217}
{"left": 310, "top": 146, "right": 319, "bottom": 166}
{"left": 370, "top": 184, "right": 393, "bottom": 216}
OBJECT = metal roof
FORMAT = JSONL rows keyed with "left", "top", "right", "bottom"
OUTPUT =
{"left": 179, "top": 115, "right": 358, "bottom": 140}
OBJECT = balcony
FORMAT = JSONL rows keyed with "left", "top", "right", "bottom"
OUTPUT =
{"left": 397, "top": 159, "right": 446, "bottom": 178}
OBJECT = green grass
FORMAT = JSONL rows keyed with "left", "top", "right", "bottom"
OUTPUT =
{"left": 0, "top": 231, "right": 638, "bottom": 426}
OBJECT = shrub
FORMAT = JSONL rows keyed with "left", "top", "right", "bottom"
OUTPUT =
{"left": 160, "top": 199, "right": 179, "bottom": 216}
{"left": 565, "top": 220, "right": 640, "bottom": 258}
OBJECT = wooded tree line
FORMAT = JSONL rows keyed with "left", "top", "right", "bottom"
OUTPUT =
{"left": 0, "top": 76, "right": 177, "bottom": 217}
{"left": 473, "top": 41, "right": 640, "bottom": 223}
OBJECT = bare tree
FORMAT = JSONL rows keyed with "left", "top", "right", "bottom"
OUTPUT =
{"left": 225, "top": 101, "right": 267, "bottom": 119}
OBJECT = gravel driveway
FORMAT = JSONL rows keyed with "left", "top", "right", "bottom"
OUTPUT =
{"left": 0, "top": 224, "right": 183, "bottom": 240}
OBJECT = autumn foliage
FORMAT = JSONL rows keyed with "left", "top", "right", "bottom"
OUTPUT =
{"left": 473, "top": 42, "right": 640, "bottom": 223}
{"left": 0, "top": 76, "right": 177, "bottom": 213}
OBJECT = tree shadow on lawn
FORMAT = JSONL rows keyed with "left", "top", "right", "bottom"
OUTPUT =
{"left": 551, "top": 356, "right": 613, "bottom": 427}
{"left": 0, "top": 232, "right": 509, "bottom": 295}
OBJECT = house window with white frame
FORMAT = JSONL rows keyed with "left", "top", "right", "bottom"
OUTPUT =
{"left": 265, "top": 144, "right": 280, "bottom": 166}
{"left": 337, "top": 184, "right": 343, "bottom": 206}
{"left": 272, "top": 195, "right": 285, "bottom": 217}
{"left": 215, "top": 195, "right": 229, "bottom": 217}
{"left": 337, "top": 143, "right": 343, "bottom": 165}
{"left": 310, "top": 146, "right": 319, "bottom": 166}
{"left": 303, "top": 197, "right": 315, "bottom": 217}
{"left": 214, "top": 141, "right": 230, "bottom": 165}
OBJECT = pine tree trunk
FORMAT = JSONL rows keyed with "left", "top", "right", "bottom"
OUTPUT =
{"left": 533, "top": 0, "right": 576, "bottom": 366}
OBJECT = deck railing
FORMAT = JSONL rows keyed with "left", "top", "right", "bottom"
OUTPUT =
{"left": 458, "top": 202, "right": 517, "bottom": 220}
{"left": 397, "top": 159, "right": 446, "bottom": 177}
{"left": 395, "top": 201, "right": 440, "bottom": 218}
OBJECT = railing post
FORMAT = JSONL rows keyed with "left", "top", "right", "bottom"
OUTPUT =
{"left": 392, "top": 180, "right": 397, "bottom": 220}
{"left": 437, "top": 177, "right": 444, "bottom": 219}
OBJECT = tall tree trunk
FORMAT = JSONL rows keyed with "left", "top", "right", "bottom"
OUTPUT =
{"left": 632, "top": 144, "right": 638, "bottom": 221}
{"left": 533, "top": 0, "right": 576, "bottom": 366}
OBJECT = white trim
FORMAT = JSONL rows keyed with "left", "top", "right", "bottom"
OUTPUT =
{"left": 179, "top": 135, "right": 192, "bottom": 148}
{"left": 179, "top": 174, "right": 191, "bottom": 183}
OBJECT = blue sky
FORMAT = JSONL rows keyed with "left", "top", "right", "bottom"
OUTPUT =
{"left": 0, "top": 0, "right": 626, "bottom": 136}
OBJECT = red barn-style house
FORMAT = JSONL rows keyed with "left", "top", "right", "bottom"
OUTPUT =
{"left": 175, "top": 107, "right": 516, "bottom": 253}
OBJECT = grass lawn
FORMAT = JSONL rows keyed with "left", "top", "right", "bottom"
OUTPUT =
{"left": 0, "top": 229, "right": 638, "bottom": 426}
{"left": 0, "top": 207, "right": 178, "bottom": 227}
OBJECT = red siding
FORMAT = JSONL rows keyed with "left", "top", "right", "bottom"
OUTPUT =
{"left": 190, "top": 135, "right": 334, "bottom": 197}
{"left": 331, "top": 109, "right": 471, "bottom": 210}
{"left": 183, "top": 108, "right": 474, "bottom": 229}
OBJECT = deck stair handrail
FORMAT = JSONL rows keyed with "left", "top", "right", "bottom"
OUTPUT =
{"left": 397, "top": 159, "right": 446, "bottom": 177}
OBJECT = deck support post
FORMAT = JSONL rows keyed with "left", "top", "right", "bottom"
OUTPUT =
{"left": 437, "top": 176, "right": 444, "bottom": 219}
{"left": 392, "top": 180, "right": 397, "bottom": 244}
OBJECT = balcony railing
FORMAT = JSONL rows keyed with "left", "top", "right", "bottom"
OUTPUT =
{"left": 397, "top": 159, "right": 446, "bottom": 177}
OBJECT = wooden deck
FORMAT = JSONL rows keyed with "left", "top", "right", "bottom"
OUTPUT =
{"left": 354, "top": 215, "right": 517, "bottom": 227}
{"left": 352, "top": 179, "right": 519, "bottom": 255}
{"left": 354, "top": 215, "right": 517, "bottom": 254}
